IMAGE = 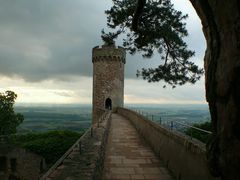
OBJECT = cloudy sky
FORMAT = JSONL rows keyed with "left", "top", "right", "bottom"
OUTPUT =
{"left": 0, "top": 0, "right": 206, "bottom": 105}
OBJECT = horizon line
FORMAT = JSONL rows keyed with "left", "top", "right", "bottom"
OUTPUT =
{"left": 15, "top": 102, "right": 208, "bottom": 107}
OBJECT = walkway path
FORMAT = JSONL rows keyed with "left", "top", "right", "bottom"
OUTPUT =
{"left": 103, "top": 113, "right": 174, "bottom": 180}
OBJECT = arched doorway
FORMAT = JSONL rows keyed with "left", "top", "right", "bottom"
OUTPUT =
{"left": 105, "top": 98, "right": 112, "bottom": 110}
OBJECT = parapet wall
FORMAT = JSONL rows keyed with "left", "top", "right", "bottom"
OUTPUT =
{"left": 42, "top": 112, "right": 112, "bottom": 180}
{"left": 117, "top": 108, "right": 220, "bottom": 180}
{"left": 92, "top": 45, "right": 126, "bottom": 64}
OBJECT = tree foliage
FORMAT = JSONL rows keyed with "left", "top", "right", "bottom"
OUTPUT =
{"left": 11, "top": 130, "right": 82, "bottom": 165}
{"left": 0, "top": 91, "right": 24, "bottom": 135}
{"left": 102, "top": 0, "right": 204, "bottom": 88}
{"left": 185, "top": 121, "right": 212, "bottom": 143}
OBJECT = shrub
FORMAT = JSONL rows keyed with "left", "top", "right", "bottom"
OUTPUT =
{"left": 185, "top": 121, "right": 212, "bottom": 143}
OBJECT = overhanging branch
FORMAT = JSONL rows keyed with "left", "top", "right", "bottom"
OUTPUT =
{"left": 132, "top": 0, "right": 146, "bottom": 31}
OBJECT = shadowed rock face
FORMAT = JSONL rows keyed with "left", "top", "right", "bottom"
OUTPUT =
{"left": 189, "top": 0, "right": 240, "bottom": 179}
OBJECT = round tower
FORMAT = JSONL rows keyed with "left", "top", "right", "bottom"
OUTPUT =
{"left": 92, "top": 44, "right": 126, "bottom": 124}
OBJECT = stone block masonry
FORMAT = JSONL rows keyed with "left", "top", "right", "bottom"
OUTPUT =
{"left": 117, "top": 108, "right": 220, "bottom": 180}
{"left": 42, "top": 112, "right": 112, "bottom": 180}
{"left": 0, "top": 144, "right": 45, "bottom": 180}
{"left": 92, "top": 44, "right": 126, "bottom": 124}
{"left": 103, "top": 113, "right": 174, "bottom": 180}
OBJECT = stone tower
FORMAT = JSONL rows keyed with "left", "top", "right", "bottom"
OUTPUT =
{"left": 92, "top": 44, "right": 126, "bottom": 124}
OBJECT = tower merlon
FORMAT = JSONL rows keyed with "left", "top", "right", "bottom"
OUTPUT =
{"left": 92, "top": 45, "right": 126, "bottom": 64}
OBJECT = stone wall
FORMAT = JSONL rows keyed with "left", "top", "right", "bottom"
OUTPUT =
{"left": 117, "top": 107, "right": 220, "bottom": 180}
{"left": 92, "top": 45, "right": 126, "bottom": 124}
{"left": 0, "top": 144, "right": 45, "bottom": 180}
{"left": 42, "top": 112, "right": 112, "bottom": 180}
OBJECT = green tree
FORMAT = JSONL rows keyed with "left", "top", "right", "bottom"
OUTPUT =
{"left": 102, "top": 0, "right": 203, "bottom": 88}
{"left": 0, "top": 91, "right": 24, "bottom": 135}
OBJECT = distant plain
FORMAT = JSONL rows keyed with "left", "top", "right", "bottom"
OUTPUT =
{"left": 16, "top": 104, "right": 210, "bottom": 133}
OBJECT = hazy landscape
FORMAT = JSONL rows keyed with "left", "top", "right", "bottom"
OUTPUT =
{"left": 15, "top": 104, "right": 92, "bottom": 133}
{"left": 15, "top": 104, "right": 210, "bottom": 133}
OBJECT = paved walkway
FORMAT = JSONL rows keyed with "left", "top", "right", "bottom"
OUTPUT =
{"left": 103, "top": 113, "right": 174, "bottom": 180}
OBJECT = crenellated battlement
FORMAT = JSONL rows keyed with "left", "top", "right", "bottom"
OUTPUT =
{"left": 92, "top": 45, "right": 126, "bottom": 64}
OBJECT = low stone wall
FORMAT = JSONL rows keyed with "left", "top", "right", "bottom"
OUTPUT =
{"left": 117, "top": 108, "right": 219, "bottom": 180}
{"left": 41, "top": 112, "right": 112, "bottom": 180}
{"left": 92, "top": 112, "right": 112, "bottom": 180}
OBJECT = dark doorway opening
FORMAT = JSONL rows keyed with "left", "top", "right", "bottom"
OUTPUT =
{"left": 0, "top": 156, "right": 7, "bottom": 172}
{"left": 10, "top": 158, "right": 17, "bottom": 172}
{"left": 105, "top": 98, "right": 112, "bottom": 110}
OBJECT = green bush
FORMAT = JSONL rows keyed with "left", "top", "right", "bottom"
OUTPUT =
{"left": 11, "top": 130, "right": 82, "bottom": 165}
{"left": 185, "top": 121, "right": 212, "bottom": 143}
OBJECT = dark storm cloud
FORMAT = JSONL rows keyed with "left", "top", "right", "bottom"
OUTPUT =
{"left": 0, "top": 0, "right": 205, "bottom": 82}
{"left": 0, "top": 0, "right": 110, "bottom": 82}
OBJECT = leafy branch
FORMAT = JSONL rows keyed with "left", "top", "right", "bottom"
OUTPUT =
{"left": 103, "top": 0, "right": 204, "bottom": 88}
